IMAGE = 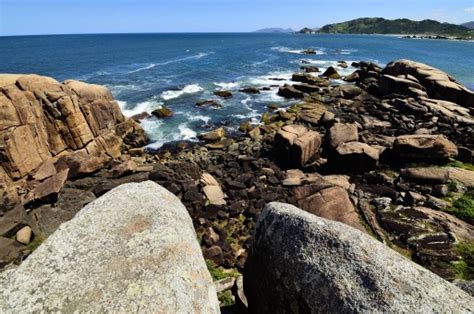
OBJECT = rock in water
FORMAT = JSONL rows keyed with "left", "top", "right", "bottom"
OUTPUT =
{"left": 244, "top": 202, "right": 474, "bottom": 313}
{"left": 0, "top": 181, "right": 219, "bottom": 313}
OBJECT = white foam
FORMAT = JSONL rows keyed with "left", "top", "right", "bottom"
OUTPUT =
{"left": 160, "top": 84, "right": 203, "bottom": 101}
{"left": 128, "top": 52, "right": 211, "bottom": 73}
{"left": 117, "top": 99, "right": 163, "bottom": 117}
{"left": 187, "top": 114, "right": 211, "bottom": 124}
{"left": 214, "top": 82, "right": 240, "bottom": 90}
{"left": 178, "top": 124, "right": 197, "bottom": 140}
{"left": 271, "top": 46, "right": 325, "bottom": 55}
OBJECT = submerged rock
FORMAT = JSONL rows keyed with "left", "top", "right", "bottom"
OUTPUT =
{"left": 244, "top": 202, "right": 474, "bottom": 313}
{"left": 151, "top": 106, "right": 173, "bottom": 118}
{"left": 0, "top": 182, "right": 219, "bottom": 312}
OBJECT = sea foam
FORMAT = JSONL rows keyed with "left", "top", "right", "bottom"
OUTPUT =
{"left": 161, "top": 84, "right": 204, "bottom": 101}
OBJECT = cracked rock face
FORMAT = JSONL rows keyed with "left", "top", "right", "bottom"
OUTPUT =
{"left": 244, "top": 202, "right": 474, "bottom": 313}
{"left": 0, "top": 181, "right": 219, "bottom": 313}
{"left": 0, "top": 74, "right": 145, "bottom": 206}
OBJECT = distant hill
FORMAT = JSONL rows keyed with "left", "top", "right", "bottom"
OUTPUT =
{"left": 461, "top": 21, "right": 474, "bottom": 29}
{"left": 254, "top": 28, "right": 294, "bottom": 33}
{"left": 299, "top": 18, "right": 474, "bottom": 39}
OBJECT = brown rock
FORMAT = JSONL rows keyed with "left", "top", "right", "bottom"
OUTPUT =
{"left": 32, "top": 160, "right": 57, "bottom": 181}
{"left": 277, "top": 84, "right": 304, "bottom": 99}
{"left": 321, "top": 66, "right": 341, "bottom": 79}
{"left": 0, "top": 236, "right": 24, "bottom": 267}
{"left": 196, "top": 100, "right": 222, "bottom": 108}
{"left": 110, "top": 160, "right": 138, "bottom": 178}
{"left": 214, "top": 90, "right": 233, "bottom": 98}
{"left": 275, "top": 125, "right": 321, "bottom": 168}
{"left": 393, "top": 135, "right": 458, "bottom": 161}
{"left": 334, "top": 142, "right": 380, "bottom": 172}
{"left": 328, "top": 123, "right": 358, "bottom": 149}
{"left": 198, "top": 128, "right": 226, "bottom": 142}
{"left": 16, "top": 226, "right": 32, "bottom": 245}
{"left": 151, "top": 106, "right": 173, "bottom": 118}
{"left": 33, "top": 169, "right": 69, "bottom": 201}
{"left": 401, "top": 167, "right": 449, "bottom": 183}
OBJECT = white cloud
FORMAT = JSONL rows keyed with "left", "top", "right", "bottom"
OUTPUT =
{"left": 465, "top": 7, "right": 474, "bottom": 13}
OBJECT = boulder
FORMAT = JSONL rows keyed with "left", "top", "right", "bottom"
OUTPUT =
{"left": 201, "top": 173, "right": 226, "bottom": 206}
{"left": 334, "top": 142, "right": 380, "bottom": 172}
{"left": 327, "top": 123, "right": 358, "bottom": 149}
{"left": 383, "top": 60, "right": 474, "bottom": 108}
{"left": 198, "top": 127, "right": 226, "bottom": 142}
{"left": 151, "top": 106, "right": 173, "bottom": 118}
{"left": 0, "top": 182, "right": 219, "bottom": 312}
{"left": 292, "top": 73, "right": 328, "bottom": 86}
{"left": 32, "top": 169, "right": 69, "bottom": 201}
{"left": 274, "top": 125, "right": 321, "bottom": 168}
{"left": 277, "top": 84, "right": 304, "bottom": 99}
{"left": 196, "top": 100, "right": 222, "bottom": 108}
{"left": 393, "top": 134, "right": 458, "bottom": 161}
{"left": 239, "top": 87, "right": 260, "bottom": 94}
{"left": 15, "top": 226, "right": 32, "bottom": 245}
{"left": 244, "top": 202, "right": 474, "bottom": 313}
{"left": 214, "top": 90, "right": 233, "bottom": 98}
{"left": 400, "top": 167, "right": 449, "bottom": 183}
{"left": 379, "top": 74, "right": 427, "bottom": 97}
{"left": 292, "top": 83, "right": 320, "bottom": 94}
{"left": 321, "top": 66, "right": 341, "bottom": 79}
{"left": 0, "top": 74, "right": 144, "bottom": 207}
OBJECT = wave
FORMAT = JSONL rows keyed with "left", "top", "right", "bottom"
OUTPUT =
{"left": 214, "top": 82, "right": 240, "bottom": 90}
{"left": 117, "top": 99, "right": 163, "bottom": 117}
{"left": 271, "top": 46, "right": 325, "bottom": 55}
{"left": 160, "top": 84, "right": 203, "bottom": 101}
{"left": 187, "top": 114, "right": 212, "bottom": 124}
{"left": 128, "top": 52, "right": 212, "bottom": 74}
{"left": 144, "top": 121, "right": 198, "bottom": 149}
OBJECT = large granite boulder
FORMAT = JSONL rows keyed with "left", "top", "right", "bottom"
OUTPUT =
{"left": 244, "top": 202, "right": 474, "bottom": 313}
{"left": 274, "top": 125, "right": 321, "bottom": 168}
{"left": 327, "top": 122, "right": 358, "bottom": 149}
{"left": 393, "top": 134, "right": 458, "bottom": 161}
{"left": 0, "top": 181, "right": 219, "bottom": 312}
{"left": 0, "top": 74, "right": 146, "bottom": 206}
{"left": 383, "top": 60, "right": 474, "bottom": 108}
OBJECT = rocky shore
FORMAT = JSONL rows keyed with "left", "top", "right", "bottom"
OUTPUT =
{"left": 0, "top": 59, "right": 473, "bottom": 310}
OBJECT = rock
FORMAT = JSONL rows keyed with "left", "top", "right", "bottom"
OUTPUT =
{"left": 400, "top": 167, "right": 449, "bottom": 183}
{"left": 454, "top": 280, "right": 474, "bottom": 297}
{"left": 321, "top": 66, "right": 341, "bottom": 79}
{"left": 301, "top": 66, "right": 319, "bottom": 73}
{"left": 274, "top": 125, "right": 321, "bottom": 168}
{"left": 15, "top": 226, "right": 32, "bottom": 245}
{"left": 334, "top": 142, "right": 380, "bottom": 172}
{"left": 198, "top": 127, "right": 226, "bottom": 142}
{"left": 327, "top": 123, "right": 358, "bottom": 149}
{"left": 32, "top": 169, "right": 69, "bottom": 201}
{"left": 0, "top": 206, "right": 25, "bottom": 237}
{"left": 215, "top": 277, "right": 236, "bottom": 293}
{"left": 32, "top": 160, "right": 57, "bottom": 181}
{"left": 214, "top": 90, "right": 233, "bottom": 98}
{"left": 204, "top": 245, "right": 224, "bottom": 266}
{"left": 0, "top": 74, "right": 142, "bottom": 207}
{"left": 0, "top": 182, "right": 219, "bottom": 312}
{"left": 244, "top": 202, "right": 474, "bottom": 313}
{"left": 292, "top": 73, "right": 328, "bottom": 86}
{"left": 383, "top": 60, "right": 474, "bottom": 108}
{"left": 0, "top": 237, "right": 24, "bottom": 267}
{"left": 448, "top": 167, "right": 474, "bottom": 187}
{"left": 337, "top": 61, "right": 348, "bottom": 68}
{"left": 55, "top": 150, "right": 107, "bottom": 179}
{"left": 338, "top": 84, "right": 362, "bottom": 98}
{"left": 292, "top": 83, "right": 320, "bottom": 94}
{"left": 234, "top": 275, "right": 248, "bottom": 310}
{"left": 110, "top": 160, "right": 138, "bottom": 178}
{"left": 239, "top": 87, "right": 260, "bottom": 94}
{"left": 196, "top": 100, "right": 222, "bottom": 108}
{"left": 201, "top": 173, "right": 226, "bottom": 206}
{"left": 151, "top": 106, "right": 173, "bottom": 118}
{"left": 294, "top": 184, "right": 364, "bottom": 231}
{"left": 393, "top": 135, "right": 458, "bottom": 161}
{"left": 379, "top": 74, "right": 427, "bottom": 97}
{"left": 301, "top": 49, "right": 317, "bottom": 54}
{"left": 277, "top": 84, "right": 304, "bottom": 99}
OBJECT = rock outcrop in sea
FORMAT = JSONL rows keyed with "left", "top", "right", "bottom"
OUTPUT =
{"left": 0, "top": 181, "right": 219, "bottom": 312}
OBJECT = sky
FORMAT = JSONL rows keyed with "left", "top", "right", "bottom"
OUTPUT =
{"left": 1, "top": 0, "right": 474, "bottom": 36}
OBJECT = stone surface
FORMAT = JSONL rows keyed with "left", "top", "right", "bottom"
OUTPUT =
{"left": 15, "top": 226, "right": 32, "bottom": 245}
{"left": 383, "top": 59, "right": 474, "bottom": 108}
{"left": 0, "top": 182, "right": 219, "bottom": 312}
{"left": 334, "top": 142, "right": 380, "bottom": 172}
{"left": 401, "top": 167, "right": 449, "bottom": 183}
{"left": 201, "top": 173, "right": 226, "bottom": 206}
{"left": 327, "top": 122, "right": 358, "bottom": 149}
{"left": 274, "top": 125, "right": 321, "bottom": 168}
{"left": 393, "top": 134, "right": 458, "bottom": 161}
{"left": 0, "top": 74, "right": 144, "bottom": 207}
{"left": 277, "top": 84, "right": 304, "bottom": 99}
{"left": 244, "top": 202, "right": 474, "bottom": 313}
{"left": 198, "top": 127, "right": 226, "bottom": 142}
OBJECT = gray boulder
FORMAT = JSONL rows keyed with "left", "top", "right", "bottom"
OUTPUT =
{"left": 0, "top": 181, "right": 219, "bottom": 313}
{"left": 244, "top": 202, "right": 474, "bottom": 313}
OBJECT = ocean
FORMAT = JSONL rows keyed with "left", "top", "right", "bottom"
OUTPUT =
{"left": 1, "top": 33, "right": 473, "bottom": 148}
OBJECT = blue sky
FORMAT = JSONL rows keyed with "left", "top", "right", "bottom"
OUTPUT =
{"left": 1, "top": 0, "right": 474, "bottom": 36}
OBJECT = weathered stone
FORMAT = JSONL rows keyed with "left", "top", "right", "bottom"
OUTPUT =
{"left": 15, "top": 226, "right": 32, "bottom": 245}
{"left": 110, "top": 160, "right": 138, "bottom": 178}
{"left": 277, "top": 84, "right": 304, "bottom": 99}
{"left": 383, "top": 60, "right": 474, "bottom": 108}
{"left": 327, "top": 123, "right": 358, "bottom": 149}
{"left": 239, "top": 87, "right": 260, "bottom": 94}
{"left": 0, "top": 237, "right": 24, "bottom": 267}
{"left": 0, "top": 182, "right": 219, "bottom": 312}
{"left": 244, "top": 202, "right": 474, "bottom": 313}
{"left": 334, "top": 142, "right": 380, "bottom": 172}
{"left": 321, "top": 66, "right": 341, "bottom": 79}
{"left": 151, "top": 106, "right": 173, "bottom": 118}
{"left": 401, "top": 167, "right": 449, "bottom": 183}
{"left": 393, "top": 134, "right": 458, "bottom": 161}
{"left": 214, "top": 90, "right": 233, "bottom": 98}
{"left": 379, "top": 74, "right": 427, "bottom": 97}
{"left": 215, "top": 277, "right": 236, "bottom": 293}
{"left": 196, "top": 99, "right": 222, "bottom": 108}
{"left": 32, "top": 169, "right": 69, "bottom": 201}
{"left": 32, "top": 159, "right": 57, "bottom": 181}
{"left": 201, "top": 173, "right": 226, "bottom": 206}
{"left": 198, "top": 127, "right": 226, "bottom": 142}
{"left": 274, "top": 125, "right": 321, "bottom": 168}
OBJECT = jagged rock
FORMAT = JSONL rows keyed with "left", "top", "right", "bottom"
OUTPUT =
{"left": 334, "top": 142, "right": 380, "bottom": 172}
{"left": 32, "top": 169, "right": 69, "bottom": 201}
{"left": 274, "top": 125, "right": 321, "bottom": 168}
{"left": 198, "top": 127, "right": 226, "bottom": 142}
{"left": 379, "top": 74, "right": 427, "bottom": 98}
{"left": 383, "top": 60, "right": 474, "bottom": 108}
{"left": 151, "top": 106, "right": 173, "bottom": 118}
{"left": 201, "top": 173, "right": 226, "bottom": 206}
{"left": 327, "top": 123, "right": 358, "bottom": 149}
{"left": 0, "top": 182, "right": 219, "bottom": 312}
{"left": 321, "top": 66, "right": 341, "bottom": 79}
{"left": 110, "top": 160, "right": 138, "bottom": 178}
{"left": 130, "top": 111, "right": 150, "bottom": 121}
{"left": 244, "top": 202, "right": 474, "bottom": 313}
{"left": 214, "top": 90, "right": 233, "bottom": 98}
{"left": 277, "top": 84, "right": 304, "bottom": 99}
{"left": 0, "top": 74, "right": 144, "bottom": 207}
{"left": 393, "top": 134, "right": 458, "bottom": 161}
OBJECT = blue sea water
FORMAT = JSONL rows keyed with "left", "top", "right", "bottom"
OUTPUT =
{"left": 1, "top": 33, "right": 473, "bottom": 148}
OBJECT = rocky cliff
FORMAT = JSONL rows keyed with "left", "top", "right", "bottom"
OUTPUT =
{"left": 0, "top": 74, "right": 146, "bottom": 208}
